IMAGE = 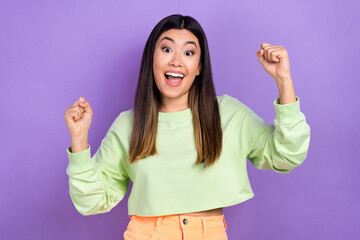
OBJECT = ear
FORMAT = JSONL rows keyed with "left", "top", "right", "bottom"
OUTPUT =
{"left": 196, "top": 63, "right": 202, "bottom": 76}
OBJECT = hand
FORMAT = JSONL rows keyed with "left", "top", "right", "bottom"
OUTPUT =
{"left": 64, "top": 97, "right": 93, "bottom": 138}
{"left": 256, "top": 43, "right": 291, "bottom": 84}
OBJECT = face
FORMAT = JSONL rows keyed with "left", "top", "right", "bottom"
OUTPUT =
{"left": 153, "top": 29, "right": 202, "bottom": 110}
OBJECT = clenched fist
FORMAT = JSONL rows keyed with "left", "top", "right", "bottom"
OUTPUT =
{"left": 64, "top": 97, "right": 93, "bottom": 138}
{"left": 256, "top": 43, "right": 292, "bottom": 84}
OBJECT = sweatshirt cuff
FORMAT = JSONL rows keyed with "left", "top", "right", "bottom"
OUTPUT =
{"left": 66, "top": 145, "right": 92, "bottom": 170}
{"left": 273, "top": 96, "right": 302, "bottom": 124}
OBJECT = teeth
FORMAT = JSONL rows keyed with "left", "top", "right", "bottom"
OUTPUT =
{"left": 165, "top": 72, "right": 184, "bottom": 78}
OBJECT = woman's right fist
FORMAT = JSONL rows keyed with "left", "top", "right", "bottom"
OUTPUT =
{"left": 64, "top": 97, "right": 93, "bottom": 138}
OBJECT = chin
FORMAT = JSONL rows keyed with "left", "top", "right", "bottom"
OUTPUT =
{"left": 160, "top": 89, "right": 189, "bottom": 99}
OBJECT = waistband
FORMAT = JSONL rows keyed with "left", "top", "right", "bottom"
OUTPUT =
{"left": 129, "top": 214, "right": 227, "bottom": 230}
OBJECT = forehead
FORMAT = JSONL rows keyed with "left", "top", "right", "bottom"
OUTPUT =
{"left": 157, "top": 29, "right": 199, "bottom": 44}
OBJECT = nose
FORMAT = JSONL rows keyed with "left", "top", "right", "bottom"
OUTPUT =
{"left": 170, "top": 51, "right": 182, "bottom": 67}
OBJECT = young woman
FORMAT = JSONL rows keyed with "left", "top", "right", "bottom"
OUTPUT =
{"left": 64, "top": 14, "right": 310, "bottom": 240}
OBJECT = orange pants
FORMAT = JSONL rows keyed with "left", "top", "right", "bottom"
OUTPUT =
{"left": 123, "top": 214, "right": 228, "bottom": 240}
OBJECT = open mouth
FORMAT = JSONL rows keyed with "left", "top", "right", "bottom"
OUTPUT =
{"left": 164, "top": 73, "right": 184, "bottom": 86}
{"left": 164, "top": 73, "right": 184, "bottom": 82}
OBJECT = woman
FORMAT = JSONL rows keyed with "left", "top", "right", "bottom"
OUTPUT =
{"left": 64, "top": 14, "right": 310, "bottom": 240}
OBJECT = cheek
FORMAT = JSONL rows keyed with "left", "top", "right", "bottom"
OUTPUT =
{"left": 153, "top": 50, "right": 162, "bottom": 67}
{"left": 153, "top": 54, "right": 167, "bottom": 73}
{"left": 187, "top": 60, "right": 201, "bottom": 75}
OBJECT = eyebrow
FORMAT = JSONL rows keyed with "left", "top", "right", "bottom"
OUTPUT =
{"left": 159, "top": 36, "right": 198, "bottom": 49}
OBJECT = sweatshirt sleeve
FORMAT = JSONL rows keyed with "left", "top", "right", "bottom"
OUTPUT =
{"left": 245, "top": 96, "right": 310, "bottom": 173}
{"left": 65, "top": 117, "right": 130, "bottom": 216}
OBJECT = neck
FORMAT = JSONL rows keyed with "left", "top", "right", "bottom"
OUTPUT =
{"left": 159, "top": 93, "right": 189, "bottom": 113}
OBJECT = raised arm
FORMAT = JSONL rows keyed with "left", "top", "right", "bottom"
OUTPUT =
{"left": 64, "top": 98, "right": 129, "bottom": 215}
{"left": 246, "top": 43, "right": 311, "bottom": 173}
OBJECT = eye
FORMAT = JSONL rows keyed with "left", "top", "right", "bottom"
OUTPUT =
{"left": 185, "top": 51, "right": 194, "bottom": 56}
{"left": 162, "top": 47, "right": 171, "bottom": 53}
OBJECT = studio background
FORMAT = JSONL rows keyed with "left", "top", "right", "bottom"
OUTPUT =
{"left": 1, "top": 0, "right": 359, "bottom": 239}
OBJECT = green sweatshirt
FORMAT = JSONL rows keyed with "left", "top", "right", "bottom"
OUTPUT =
{"left": 66, "top": 94, "right": 310, "bottom": 217}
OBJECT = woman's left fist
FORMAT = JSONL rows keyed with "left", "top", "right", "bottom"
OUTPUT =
{"left": 256, "top": 43, "right": 291, "bottom": 83}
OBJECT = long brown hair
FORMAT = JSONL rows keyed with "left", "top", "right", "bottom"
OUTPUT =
{"left": 128, "top": 14, "right": 222, "bottom": 168}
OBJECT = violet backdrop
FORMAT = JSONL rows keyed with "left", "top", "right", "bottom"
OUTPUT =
{"left": 1, "top": 0, "right": 359, "bottom": 239}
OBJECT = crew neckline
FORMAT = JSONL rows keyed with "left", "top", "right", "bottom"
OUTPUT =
{"left": 158, "top": 108, "right": 192, "bottom": 122}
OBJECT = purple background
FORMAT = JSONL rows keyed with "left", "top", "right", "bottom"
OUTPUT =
{"left": 1, "top": 0, "right": 359, "bottom": 239}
